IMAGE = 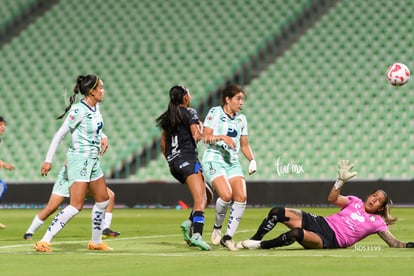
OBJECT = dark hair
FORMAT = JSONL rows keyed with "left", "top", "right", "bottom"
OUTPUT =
{"left": 221, "top": 84, "right": 246, "bottom": 106}
{"left": 155, "top": 85, "right": 189, "bottom": 135}
{"left": 374, "top": 190, "right": 397, "bottom": 225}
{"left": 56, "top": 75, "right": 99, "bottom": 119}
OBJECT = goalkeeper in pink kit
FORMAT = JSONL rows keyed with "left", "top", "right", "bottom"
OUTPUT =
{"left": 241, "top": 160, "right": 413, "bottom": 249}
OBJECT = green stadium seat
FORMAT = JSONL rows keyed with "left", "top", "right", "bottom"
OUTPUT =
{"left": 1, "top": 0, "right": 412, "bottom": 181}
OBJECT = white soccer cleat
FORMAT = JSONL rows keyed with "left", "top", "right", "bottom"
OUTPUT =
{"left": 211, "top": 227, "right": 222, "bottom": 245}
{"left": 220, "top": 235, "right": 239, "bottom": 251}
{"left": 242, "top": 239, "right": 261, "bottom": 249}
{"left": 236, "top": 241, "right": 245, "bottom": 249}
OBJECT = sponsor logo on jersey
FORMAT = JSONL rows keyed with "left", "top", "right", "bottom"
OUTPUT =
{"left": 227, "top": 128, "right": 238, "bottom": 137}
{"left": 179, "top": 161, "right": 190, "bottom": 169}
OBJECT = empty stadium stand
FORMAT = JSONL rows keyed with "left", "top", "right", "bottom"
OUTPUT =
{"left": 1, "top": 0, "right": 413, "bottom": 182}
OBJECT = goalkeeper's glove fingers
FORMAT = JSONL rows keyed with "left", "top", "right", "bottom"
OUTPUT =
{"left": 337, "top": 160, "right": 358, "bottom": 182}
{"left": 334, "top": 160, "right": 358, "bottom": 190}
{"left": 248, "top": 160, "right": 257, "bottom": 175}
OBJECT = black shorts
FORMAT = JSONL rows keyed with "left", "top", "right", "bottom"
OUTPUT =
{"left": 169, "top": 157, "right": 203, "bottom": 184}
{"left": 301, "top": 211, "right": 340, "bottom": 249}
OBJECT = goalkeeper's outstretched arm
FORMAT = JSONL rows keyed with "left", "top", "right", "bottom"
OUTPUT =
{"left": 378, "top": 230, "right": 414, "bottom": 248}
{"left": 327, "top": 159, "right": 358, "bottom": 207}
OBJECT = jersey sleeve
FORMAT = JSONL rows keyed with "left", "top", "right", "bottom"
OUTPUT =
{"left": 186, "top": 107, "right": 200, "bottom": 125}
{"left": 44, "top": 121, "right": 71, "bottom": 163}
{"left": 66, "top": 106, "right": 83, "bottom": 131}
{"left": 240, "top": 114, "right": 248, "bottom": 136}
{"left": 203, "top": 107, "right": 218, "bottom": 129}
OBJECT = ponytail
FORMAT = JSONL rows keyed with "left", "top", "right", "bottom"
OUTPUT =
{"left": 55, "top": 75, "right": 98, "bottom": 120}
{"left": 156, "top": 85, "right": 189, "bottom": 134}
{"left": 56, "top": 90, "right": 79, "bottom": 120}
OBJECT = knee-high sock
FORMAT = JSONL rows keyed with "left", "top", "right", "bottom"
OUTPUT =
{"left": 41, "top": 205, "right": 79, "bottom": 243}
{"left": 261, "top": 228, "right": 304, "bottom": 249}
{"left": 192, "top": 211, "right": 205, "bottom": 236}
{"left": 91, "top": 200, "right": 109, "bottom": 244}
{"left": 103, "top": 212, "right": 112, "bottom": 229}
{"left": 26, "top": 215, "right": 44, "bottom": 234}
{"left": 214, "top": 198, "right": 231, "bottom": 228}
{"left": 225, "top": 201, "right": 246, "bottom": 237}
{"left": 251, "top": 207, "right": 289, "bottom": 240}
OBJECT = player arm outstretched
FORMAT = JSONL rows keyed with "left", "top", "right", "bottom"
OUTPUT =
{"left": 327, "top": 160, "right": 358, "bottom": 207}
{"left": 377, "top": 230, "right": 413, "bottom": 248}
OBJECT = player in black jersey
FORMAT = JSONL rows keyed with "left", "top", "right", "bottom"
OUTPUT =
{"left": 156, "top": 85, "right": 212, "bottom": 251}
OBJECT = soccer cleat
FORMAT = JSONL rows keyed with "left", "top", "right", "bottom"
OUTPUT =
{"left": 235, "top": 241, "right": 245, "bottom": 249}
{"left": 0, "top": 223, "right": 6, "bottom": 229}
{"left": 211, "top": 226, "right": 222, "bottom": 245}
{"left": 34, "top": 241, "right": 52, "bottom": 252}
{"left": 180, "top": 219, "right": 192, "bottom": 245}
{"left": 242, "top": 239, "right": 262, "bottom": 249}
{"left": 88, "top": 241, "right": 113, "bottom": 251}
{"left": 24, "top": 233, "right": 33, "bottom": 240}
{"left": 102, "top": 228, "right": 121, "bottom": 238}
{"left": 189, "top": 233, "right": 211, "bottom": 251}
{"left": 220, "top": 235, "right": 239, "bottom": 251}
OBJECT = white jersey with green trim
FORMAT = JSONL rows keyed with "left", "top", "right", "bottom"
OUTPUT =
{"left": 44, "top": 100, "right": 104, "bottom": 163}
{"left": 202, "top": 106, "right": 248, "bottom": 164}
{"left": 66, "top": 100, "right": 104, "bottom": 158}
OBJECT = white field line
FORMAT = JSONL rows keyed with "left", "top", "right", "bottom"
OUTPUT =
{"left": 1, "top": 229, "right": 413, "bottom": 258}
{"left": 0, "top": 230, "right": 252, "bottom": 250}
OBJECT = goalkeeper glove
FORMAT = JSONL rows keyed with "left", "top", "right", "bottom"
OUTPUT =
{"left": 248, "top": 160, "right": 257, "bottom": 175}
{"left": 334, "top": 160, "right": 358, "bottom": 190}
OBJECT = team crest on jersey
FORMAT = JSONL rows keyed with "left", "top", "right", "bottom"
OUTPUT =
{"left": 69, "top": 109, "right": 79, "bottom": 121}
{"left": 369, "top": 216, "right": 376, "bottom": 222}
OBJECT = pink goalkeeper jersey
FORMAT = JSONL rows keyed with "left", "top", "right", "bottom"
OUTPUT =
{"left": 325, "top": 196, "right": 388, "bottom": 248}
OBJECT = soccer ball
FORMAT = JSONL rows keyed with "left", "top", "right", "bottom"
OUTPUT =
{"left": 386, "top": 62, "right": 410, "bottom": 86}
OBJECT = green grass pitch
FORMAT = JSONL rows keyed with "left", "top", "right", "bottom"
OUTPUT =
{"left": 1, "top": 207, "right": 413, "bottom": 275}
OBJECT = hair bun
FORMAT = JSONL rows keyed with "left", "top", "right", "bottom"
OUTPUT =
{"left": 77, "top": 75, "right": 85, "bottom": 84}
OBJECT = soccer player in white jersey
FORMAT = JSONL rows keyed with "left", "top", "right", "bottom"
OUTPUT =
{"left": 202, "top": 84, "right": 256, "bottom": 251}
{"left": 24, "top": 162, "right": 120, "bottom": 240}
{"left": 35, "top": 75, "right": 112, "bottom": 252}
